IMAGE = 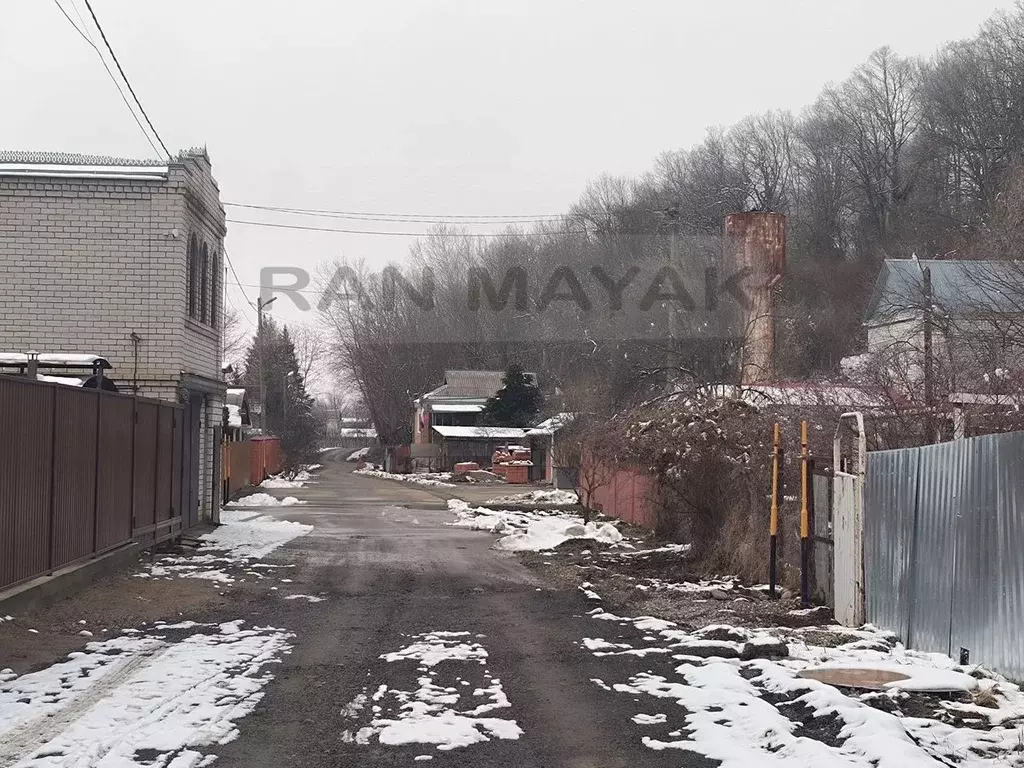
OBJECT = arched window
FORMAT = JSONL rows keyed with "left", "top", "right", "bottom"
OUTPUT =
{"left": 187, "top": 235, "right": 199, "bottom": 319}
{"left": 210, "top": 246, "right": 222, "bottom": 330}
{"left": 200, "top": 242, "right": 210, "bottom": 324}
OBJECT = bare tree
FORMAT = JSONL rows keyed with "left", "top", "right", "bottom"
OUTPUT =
{"left": 221, "top": 304, "right": 250, "bottom": 371}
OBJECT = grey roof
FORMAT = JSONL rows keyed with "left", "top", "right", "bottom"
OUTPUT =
{"left": 865, "top": 259, "right": 1024, "bottom": 324}
{"left": 423, "top": 370, "right": 507, "bottom": 400}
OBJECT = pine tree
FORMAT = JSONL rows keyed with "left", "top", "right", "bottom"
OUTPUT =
{"left": 240, "top": 319, "right": 322, "bottom": 467}
{"left": 480, "top": 364, "right": 543, "bottom": 426}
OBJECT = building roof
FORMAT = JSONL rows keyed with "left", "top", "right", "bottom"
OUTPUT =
{"left": 422, "top": 370, "right": 506, "bottom": 400}
{"left": 865, "top": 259, "right": 1024, "bottom": 324}
{"left": 420, "top": 369, "right": 537, "bottom": 402}
{"left": 431, "top": 403, "right": 485, "bottom": 413}
{"left": 526, "top": 413, "right": 576, "bottom": 436}
{"left": 225, "top": 388, "right": 247, "bottom": 408}
{"left": 432, "top": 426, "right": 527, "bottom": 439}
{"left": 0, "top": 150, "right": 170, "bottom": 181}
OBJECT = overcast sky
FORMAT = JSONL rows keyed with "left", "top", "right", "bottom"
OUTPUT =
{"left": 2, "top": 0, "right": 1016, "bottom": 331}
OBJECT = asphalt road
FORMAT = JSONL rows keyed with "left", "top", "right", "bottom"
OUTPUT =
{"left": 215, "top": 451, "right": 689, "bottom": 768}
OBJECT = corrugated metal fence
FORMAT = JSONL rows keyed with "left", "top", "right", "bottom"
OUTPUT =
{"left": 865, "top": 431, "right": 1024, "bottom": 680}
{"left": 0, "top": 376, "right": 183, "bottom": 594}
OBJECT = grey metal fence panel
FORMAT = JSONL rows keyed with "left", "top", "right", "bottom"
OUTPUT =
{"left": 990, "top": 435, "right": 1024, "bottom": 681}
{"left": 908, "top": 439, "right": 965, "bottom": 655}
{"left": 864, "top": 430, "right": 1024, "bottom": 681}
{"left": 811, "top": 474, "right": 833, "bottom": 606}
{"left": 949, "top": 433, "right": 1024, "bottom": 681}
{"left": 864, "top": 447, "right": 918, "bottom": 642}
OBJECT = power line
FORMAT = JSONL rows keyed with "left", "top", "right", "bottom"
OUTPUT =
{"left": 53, "top": 0, "right": 93, "bottom": 46}
{"left": 223, "top": 247, "right": 258, "bottom": 311}
{"left": 226, "top": 217, "right": 586, "bottom": 238}
{"left": 82, "top": 0, "right": 171, "bottom": 159}
{"left": 53, "top": 0, "right": 163, "bottom": 159}
{"left": 223, "top": 201, "right": 565, "bottom": 223}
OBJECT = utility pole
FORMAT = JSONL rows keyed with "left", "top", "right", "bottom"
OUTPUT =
{"left": 922, "top": 266, "right": 935, "bottom": 443}
{"left": 257, "top": 295, "right": 277, "bottom": 435}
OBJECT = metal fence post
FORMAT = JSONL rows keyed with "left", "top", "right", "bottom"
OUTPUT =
{"left": 769, "top": 423, "right": 780, "bottom": 599}
{"left": 47, "top": 387, "right": 58, "bottom": 572}
{"left": 129, "top": 395, "right": 138, "bottom": 540}
{"left": 91, "top": 389, "right": 103, "bottom": 556}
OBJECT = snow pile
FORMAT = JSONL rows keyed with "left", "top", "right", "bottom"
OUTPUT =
{"left": 449, "top": 499, "right": 626, "bottom": 552}
{"left": 135, "top": 509, "right": 312, "bottom": 584}
{"left": 341, "top": 631, "right": 523, "bottom": 752}
{"left": 347, "top": 447, "right": 371, "bottom": 461}
{"left": 483, "top": 489, "right": 579, "bottom": 506}
{"left": 582, "top": 609, "right": 1024, "bottom": 767}
{"left": 356, "top": 467, "right": 456, "bottom": 487}
{"left": 202, "top": 510, "right": 313, "bottom": 558}
{"left": 260, "top": 467, "right": 317, "bottom": 489}
{"left": 225, "top": 492, "right": 306, "bottom": 508}
{"left": 494, "top": 519, "right": 622, "bottom": 551}
{"left": 282, "top": 594, "right": 325, "bottom": 603}
{"left": 0, "top": 622, "right": 291, "bottom": 766}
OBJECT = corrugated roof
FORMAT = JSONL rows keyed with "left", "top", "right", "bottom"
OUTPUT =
{"left": 421, "top": 369, "right": 537, "bottom": 401}
{"left": 865, "top": 259, "right": 1024, "bottom": 324}
{"left": 432, "top": 426, "right": 527, "bottom": 439}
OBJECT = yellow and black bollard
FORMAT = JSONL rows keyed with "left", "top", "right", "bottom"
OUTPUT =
{"left": 769, "top": 422, "right": 781, "bottom": 599}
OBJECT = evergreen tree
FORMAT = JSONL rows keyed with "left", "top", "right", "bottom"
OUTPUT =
{"left": 480, "top": 364, "right": 543, "bottom": 427}
{"left": 240, "top": 319, "right": 322, "bottom": 468}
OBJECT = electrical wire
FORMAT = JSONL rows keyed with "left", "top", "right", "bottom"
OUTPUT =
{"left": 82, "top": 0, "right": 171, "bottom": 159}
{"left": 223, "top": 201, "right": 565, "bottom": 223}
{"left": 53, "top": 0, "right": 163, "bottom": 159}
{"left": 223, "top": 248, "right": 258, "bottom": 312}
{"left": 226, "top": 217, "right": 586, "bottom": 238}
{"left": 53, "top": 0, "right": 93, "bottom": 46}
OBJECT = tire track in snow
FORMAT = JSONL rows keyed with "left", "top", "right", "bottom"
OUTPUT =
{"left": 0, "top": 644, "right": 169, "bottom": 767}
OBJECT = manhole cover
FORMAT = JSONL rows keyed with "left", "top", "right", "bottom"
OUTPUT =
{"left": 797, "top": 667, "right": 911, "bottom": 690}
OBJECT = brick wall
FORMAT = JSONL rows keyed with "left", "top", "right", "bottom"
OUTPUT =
{"left": 0, "top": 151, "right": 228, "bottom": 523}
{"left": 0, "top": 152, "right": 226, "bottom": 389}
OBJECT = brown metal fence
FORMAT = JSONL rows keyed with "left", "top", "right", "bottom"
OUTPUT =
{"left": 0, "top": 376, "right": 184, "bottom": 593}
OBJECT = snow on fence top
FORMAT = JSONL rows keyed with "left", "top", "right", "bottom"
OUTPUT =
{"left": 0, "top": 353, "right": 111, "bottom": 368}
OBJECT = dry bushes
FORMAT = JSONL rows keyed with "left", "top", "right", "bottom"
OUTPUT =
{"left": 605, "top": 392, "right": 840, "bottom": 584}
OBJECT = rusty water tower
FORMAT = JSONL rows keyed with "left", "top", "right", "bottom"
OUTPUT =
{"left": 723, "top": 212, "right": 786, "bottom": 385}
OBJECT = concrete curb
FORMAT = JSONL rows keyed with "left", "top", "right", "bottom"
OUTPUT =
{"left": 0, "top": 543, "right": 145, "bottom": 616}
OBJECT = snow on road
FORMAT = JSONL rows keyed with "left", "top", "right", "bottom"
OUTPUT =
{"left": 259, "top": 467, "right": 320, "bottom": 489}
{"left": 580, "top": 607, "right": 1024, "bottom": 768}
{"left": 355, "top": 467, "right": 456, "bottom": 487}
{"left": 135, "top": 509, "right": 313, "bottom": 585}
{"left": 448, "top": 499, "right": 626, "bottom": 551}
{"left": 0, "top": 622, "right": 291, "bottom": 767}
{"left": 341, "top": 631, "right": 523, "bottom": 753}
{"left": 224, "top": 493, "right": 306, "bottom": 508}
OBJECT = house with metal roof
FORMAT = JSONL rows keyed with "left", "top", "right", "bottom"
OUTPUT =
{"left": 863, "top": 259, "right": 1024, "bottom": 386}
{"left": 411, "top": 369, "right": 537, "bottom": 443}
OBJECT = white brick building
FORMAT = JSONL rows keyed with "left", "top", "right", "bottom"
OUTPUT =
{"left": 0, "top": 149, "right": 228, "bottom": 527}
